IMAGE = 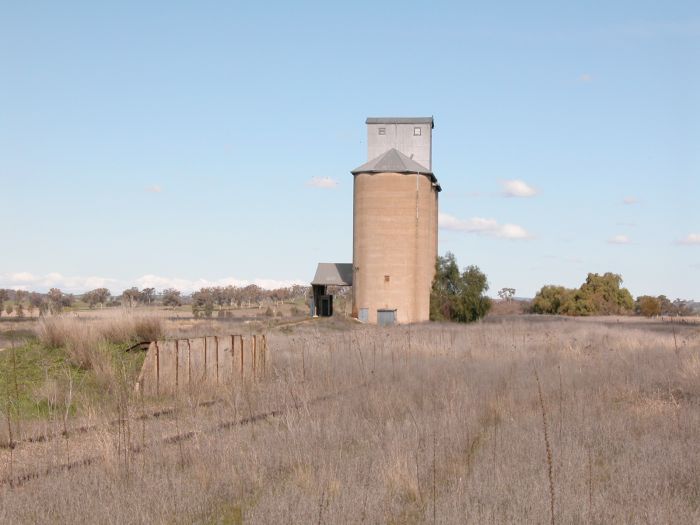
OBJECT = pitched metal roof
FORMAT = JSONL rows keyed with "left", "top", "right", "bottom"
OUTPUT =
{"left": 351, "top": 148, "right": 432, "bottom": 175}
{"left": 351, "top": 149, "right": 441, "bottom": 191}
{"left": 311, "top": 263, "right": 353, "bottom": 286}
{"left": 366, "top": 117, "right": 434, "bottom": 128}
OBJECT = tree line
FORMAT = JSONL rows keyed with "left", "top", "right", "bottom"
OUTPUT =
{"left": 530, "top": 274, "right": 695, "bottom": 317}
{"left": 2, "top": 265, "right": 693, "bottom": 321}
{"left": 0, "top": 284, "right": 310, "bottom": 317}
{"left": 428, "top": 254, "right": 697, "bottom": 324}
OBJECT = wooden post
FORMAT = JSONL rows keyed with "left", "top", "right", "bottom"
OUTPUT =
{"left": 240, "top": 335, "right": 244, "bottom": 378}
{"left": 231, "top": 335, "right": 236, "bottom": 380}
{"left": 155, "top": 341, "right": 160, "bottom": 396}
{"left": 253, "top": 335, "right": 257, "bottom": 380}
{"left": 204, "top": 337, "right": 208, "bottom": 381}
{"left": 187, "top": 339, "right": 192, "bottom": 387}
{"left": 262, "top": 335, "right": 267, "bottom": 376}
{"left": 175, "top": 339, "right": 179, "bottom": 391}
{"left": 215, "top": 335, "right": 219, "bottom": 385}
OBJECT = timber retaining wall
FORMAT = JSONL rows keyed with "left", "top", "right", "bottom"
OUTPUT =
{"left": 135, "top": 334, "right": 267, "bottom": 395}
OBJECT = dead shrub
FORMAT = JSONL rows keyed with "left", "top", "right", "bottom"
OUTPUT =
{"left": 65, "top": 331, "right": 103, "bottom": 370}
{"left": 37, "top": 312, "right": 164, "bottom": 349}
{"left": 36, "top": 316, "right": 73, "bottom": 348}
{"left": 131, "top": 315, "right": 164, "bottom": 342}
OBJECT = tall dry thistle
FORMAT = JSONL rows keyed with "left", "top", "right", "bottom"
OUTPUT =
{"left": 534, "top": 367, "right": 555, "bottom": 525}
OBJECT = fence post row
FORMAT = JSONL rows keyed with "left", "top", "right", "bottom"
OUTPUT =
{"left": 138, "top": 334, "right": 267, "bottom": 395}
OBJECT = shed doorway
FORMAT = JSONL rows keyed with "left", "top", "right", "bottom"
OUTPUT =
{"left": 319, "top": 295, "right": 333, "bottom": 317}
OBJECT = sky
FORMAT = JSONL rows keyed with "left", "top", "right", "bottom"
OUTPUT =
{"left": 1, "top": 1, "right": 698, "bottom": 299}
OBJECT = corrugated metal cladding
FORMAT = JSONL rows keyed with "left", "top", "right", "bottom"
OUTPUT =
{"left": 366, "top": 116, "right": 434, "bottom": 172}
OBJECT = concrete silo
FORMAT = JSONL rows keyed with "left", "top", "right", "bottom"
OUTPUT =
{"left": 351, "top": 117, "right": 441, "bottom": 325}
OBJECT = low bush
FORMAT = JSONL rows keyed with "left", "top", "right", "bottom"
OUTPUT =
{"left": 37, "top": 311, "right": 164, "bottom": 351}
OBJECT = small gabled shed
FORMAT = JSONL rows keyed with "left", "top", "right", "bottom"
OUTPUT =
{"left": 311, "top": 263, "right": 353, "bottom": 317}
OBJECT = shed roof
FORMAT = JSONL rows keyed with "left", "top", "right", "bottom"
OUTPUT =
{"left": 366, "top": 117, "right": 434, "bottom": 128}
{"left": 311, "top": 263, "right": 353, "bottom": 286}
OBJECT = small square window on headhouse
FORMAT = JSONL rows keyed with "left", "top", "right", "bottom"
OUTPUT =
{"left": 378, "top": 127, "right": 386, "bottom": 135}
{"left": 413, "top": 127, "right": 421, "bottom": 136}
{"left": 384, "top": 275, "right": 390, "bottom": 282}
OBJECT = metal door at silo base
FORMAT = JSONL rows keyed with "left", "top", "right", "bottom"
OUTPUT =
{"left": 377, "top": 309, "right": 396, "bottom": 326}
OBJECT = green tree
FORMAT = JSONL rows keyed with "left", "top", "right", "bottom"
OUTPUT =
{"left": 29, "top": 292, "right": 47, "bottom": 315}
{"left": 94, "top": 288, "right": 110, "bottom": 307}
{"left": 15, "top": 290, "right": 28, "bottom": 310}
{"left": 192, "top": 288, "right": 215, "bottom": 317}
{"left": 241, "top": 284, "right": 263, "bottom": 307}
{"left": 83, "top": 290, "right": 98, "bottom": 309}
{"left": 0, "top": 289, "right": 7, "bottom": 313}
{"left": 559, "top": 289, "right": 596, "bottom": 316}
{"left": 162, "top": 288, "right": 182, "bottom": 307}
{"left": 497, "top": 287, "right": 516, "bottom": 302}
{"left": 140, "top": 287, "right": 156, "bottom": 305}
{"left": 122, "top": 287, "right": 140, "bottom": 308}
{"left": 655, "top": 295, "right": 694, "bottom": 316}
{"left": 84, "top": 290, "right": 105, "bottom": 308}
{"left": 578, "top": 273, "right": 634, "bottom": 315}
{"left": 636, "top": 296, "right": 661, "bottom": 317}
{"left": 430, "top": 253, "right": 491, "bottom": 323}
{"left": 531, "top": 272, "right": 634, "bottom": 316}
{"left": 48, "top": 288, "right": 64, "bottom": 314}
{"left": 531, "top": 286, "right": 574, "bottom": 314}
{"left": 670, "top": 298, "right": 693, "bottom": 316}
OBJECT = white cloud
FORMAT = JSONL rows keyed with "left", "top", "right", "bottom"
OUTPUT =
{"left": 9, "top": 272, "right": 35, "bottom": 281}
{"left": 0, "top": 272, "right": 118, "bottom": 293}
{"left": 146, "top": 185, "right": 162, "bottom": 193}
{"left": 306, "top": 177, "right": 338, "bottom": 189}
{"left": 0, "top": 272, "right": 305, "bottom": 294}
{"left": 677, "top": 233, "right": 700, "bottom": 246}
{"left": 134, "top": 274, "right": 305, "bottom": 293}
{"left": 439, "top": 212, "right": 533, "bottom": 240}
{"left": 579, "top": 73, "right": 592, "bottom": 82}
{"left": 623, "top": 196, "right": 638, "bottom": 205}
{"left": 500, "top": 179, "right": 538, "bottom": 198}
{"left": 608, "top": 234, "right": 631, "bottom": 245}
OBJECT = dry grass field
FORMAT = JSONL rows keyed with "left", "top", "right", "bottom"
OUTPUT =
{"left": 1, "top": 311, "right": 699, "bottom": 524}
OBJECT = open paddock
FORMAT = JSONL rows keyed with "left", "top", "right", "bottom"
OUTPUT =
{"left": 1, "top": 314, "right": 699, "bottom": 523}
